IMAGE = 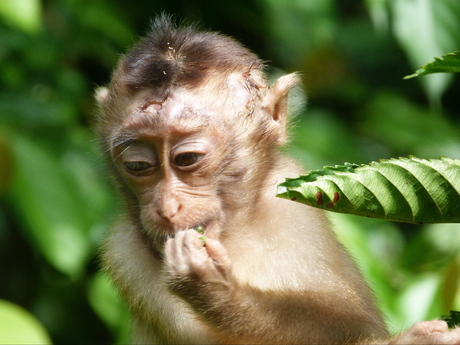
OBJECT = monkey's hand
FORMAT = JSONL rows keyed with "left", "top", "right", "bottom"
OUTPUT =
{"left": 387, "top": 321, "right": 460, "bottom": 345}
{"left": 163, "top": 229, "right": 234, "bottom": 302}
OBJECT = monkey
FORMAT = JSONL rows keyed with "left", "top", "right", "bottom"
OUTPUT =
{"left": 96, "top": 15, "right": 460, "bottom": 344}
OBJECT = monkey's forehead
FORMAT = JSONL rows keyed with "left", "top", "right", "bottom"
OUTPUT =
{"left": 135, "top": 89, "right": 220, "bottom": 119}
{"left": 102, "top": 71, "right": 265, "bottom": 142}
{"left": 112, "top": 89, "right": 227, "bottom": 138}
{"left": 129, "top": 75, "right": 256, "bottom": 119}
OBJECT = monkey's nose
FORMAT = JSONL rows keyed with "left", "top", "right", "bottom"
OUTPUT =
{"left": 157, "top": 198, "right": 181, "bottom": 221}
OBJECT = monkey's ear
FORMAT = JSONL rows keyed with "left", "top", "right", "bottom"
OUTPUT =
{"left": 95, "top": 87, "right": 110, "bottom": 107}
{"left": 262, "top": 73, "right": 300, "bottom": 146}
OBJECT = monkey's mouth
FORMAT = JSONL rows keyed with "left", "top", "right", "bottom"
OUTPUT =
{"left": 148, "top": 218, "right": 219, "bottom": 243}
{"left": 191, "top": 219, "right": 219, "bottom": 239}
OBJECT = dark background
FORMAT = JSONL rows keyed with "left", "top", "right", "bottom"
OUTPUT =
{"left": 1, "top": 0, "right": 459, "bottom": 343}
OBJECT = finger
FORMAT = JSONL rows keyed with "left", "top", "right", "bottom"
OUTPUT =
{"left": 205, "top": 238, "right": 232, "bottom": 269}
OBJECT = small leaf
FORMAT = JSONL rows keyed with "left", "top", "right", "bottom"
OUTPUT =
{"left": 390, "top": 0, "right": 460, "bottom": 105}
{"left": 277, "top": 157, "right": 460, "bottom": 224}
{"left": 440, "top": 310, "right": 460, "bottom": 328}
{"left": 404, "top": 52, "right": 460, "bottom": 79}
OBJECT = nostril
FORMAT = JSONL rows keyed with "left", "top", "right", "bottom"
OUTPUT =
{"left": 157, "top": 198, "right": 181, "bottom": 221}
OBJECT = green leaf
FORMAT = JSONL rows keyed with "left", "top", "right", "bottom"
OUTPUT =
{"left": 404, "top": 52, "right": 460, "bottom": 79}
{"left": 277, "top": 157, "right": 460, "bottom": 224}
{"left": 87, "top": 272, "right": 131, "bottom": 344}
{"left": 0, "top": 0, "right": 42, "bottom": 33}
{"left": 0, "top": 300, "right": 52, "bottom": 344}
{"left": 87, "top": 272, "right": 130, "bottom": 331}
{"left": 390, "top": 0, "right": 460, "bottom": 106}
{"left": 440, "top": 310, "right": 460, "bottom": 328}
{"left": 9, "top": 135, "right": 90, "bottom": 277}
{"left": 365, "top": 0, "right": 389, "bottom": 34}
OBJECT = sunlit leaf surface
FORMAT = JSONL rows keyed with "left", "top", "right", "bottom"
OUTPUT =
{"left": 277, "top": 157, "right": 460, "bottom": 224}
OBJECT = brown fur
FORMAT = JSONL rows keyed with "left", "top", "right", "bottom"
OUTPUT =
{"left": 96, "top": 15, "right": 460, "bottom": 344}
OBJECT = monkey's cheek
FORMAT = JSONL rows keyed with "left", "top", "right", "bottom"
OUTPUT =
{"left": 201, "top": 219, "right": 220, "bottom": 240}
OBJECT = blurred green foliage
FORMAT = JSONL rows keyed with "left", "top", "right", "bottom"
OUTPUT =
{"left": 0, "top": 0, "right": 459, "bottom": 343}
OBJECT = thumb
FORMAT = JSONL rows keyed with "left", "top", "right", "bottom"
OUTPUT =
{"left": 204, "top": 238, "right": 232, "bottom": 270}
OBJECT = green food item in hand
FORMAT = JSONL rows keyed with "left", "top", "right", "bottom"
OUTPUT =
{"left": 194, "top": 226, "right": 206, "bottom": 245}
{"left": 194, "top": 225, "right": 205, "bottom": 234}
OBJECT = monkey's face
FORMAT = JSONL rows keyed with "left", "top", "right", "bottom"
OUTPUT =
{"left": 109, "top": 88, "right": 242, "bottom": 250}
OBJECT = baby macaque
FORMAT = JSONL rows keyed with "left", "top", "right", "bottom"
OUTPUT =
{"left": 96, "top": 15, "right": 460, "bottom": 344}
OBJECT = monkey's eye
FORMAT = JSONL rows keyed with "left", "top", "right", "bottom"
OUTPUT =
{"left": 173, "top": 152, "right": 204, "bottom": 167}
{"left": 116, "top": 141, "right": 157, "bottom": 176}
{"left": 124, "top": 161, "right": 154, "bottom": 175}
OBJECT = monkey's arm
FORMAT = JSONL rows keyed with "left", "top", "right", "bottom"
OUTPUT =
{"left": 165, "top": 231, "right": 460, "bottom": 345}
{"left": 164, "top": 229, "right": 382, "bottom": 344}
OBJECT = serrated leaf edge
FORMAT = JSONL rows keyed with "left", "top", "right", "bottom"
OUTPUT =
{"left": 404, "top": 51, "right": 460, "bottom": 79}
{"left": 277, "top": 157, "right": 460, "bottom": 224}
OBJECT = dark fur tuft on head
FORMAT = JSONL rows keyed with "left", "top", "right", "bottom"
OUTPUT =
{"left": 120, "top": 14, "right": 263, "bottom": 92}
